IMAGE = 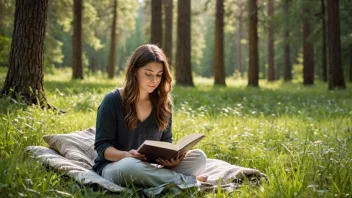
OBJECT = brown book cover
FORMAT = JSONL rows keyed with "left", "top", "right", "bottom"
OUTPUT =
{"left": 137, "top": 133, "right": 205, "bottom": 164}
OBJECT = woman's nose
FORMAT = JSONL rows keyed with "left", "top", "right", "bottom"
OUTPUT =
{"left": 150, "top": 75, "right": 156, "bottom": 82}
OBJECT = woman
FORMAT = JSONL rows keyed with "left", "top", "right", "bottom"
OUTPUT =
{"left": 93, "top": 44, "right": 207, "bottom": 187}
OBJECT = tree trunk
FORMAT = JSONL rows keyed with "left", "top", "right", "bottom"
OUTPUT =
{"left": 151, "top": 0, "right": 162, "bottom": 47}
{"left": 237, "top": 14, "right": 243, "bottom": 78}
{"left": 321, "top": 0, "right": 328, "bottom": 82}
{"left": 72, "top": 0, "right": 83, "bottom": 79}
{"left": 1, "top": 0, "right": 48, "bottom": 105}
{"left": 303, "top": 8, "right": 314, "bottom": 85}
{"left": 108, "top": 0, "right": 118, "bottom": 79}
{"left": 327, "top": 0, "right": 345, "bottom": 89}
{"left": 283, "top": 0, "right": 291, "bottom": 81}
{"left": 175, "top": 0, "right": 193, "bottom": 86}
{"left": 248, "top": 0, "right": 259, "bottom": 87}
{"left": 163, "top": 0, "right": 173, "bottom": 66}
{"left": 214, "top": 0, "right": 225, "bottom": 85}
{"left": 267, "top": 0, "right": 275, "bottom": 81}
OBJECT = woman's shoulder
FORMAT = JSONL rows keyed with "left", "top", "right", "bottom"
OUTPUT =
{"left": 102, "top": 89, "right": 123, "bottom": 104}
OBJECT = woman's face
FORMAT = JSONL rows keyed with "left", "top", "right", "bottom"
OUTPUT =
{"left": 136, "top": 62, "right": 163, "bottom": 94}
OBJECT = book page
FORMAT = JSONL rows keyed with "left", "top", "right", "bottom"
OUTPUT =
{"left": 175, "top": 133, "right": 204, "bottom": 153}
{"left": 140, "top": 140, "right": 178, "bottom": 151}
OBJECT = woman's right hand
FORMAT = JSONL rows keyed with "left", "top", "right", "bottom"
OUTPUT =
{"left": 125, "top": 149, "right": 146, "bottom": 161}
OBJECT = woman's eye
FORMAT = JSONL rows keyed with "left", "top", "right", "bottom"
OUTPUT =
{"left": 145, "top": 73, "right": 151, "bottom": 76}
{"left": 157, "top": 74, "right": 162, "bottom": 77}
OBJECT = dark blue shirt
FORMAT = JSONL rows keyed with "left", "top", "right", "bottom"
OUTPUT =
{"left": 93, "top": 90, "right": 172, "bottom": 175}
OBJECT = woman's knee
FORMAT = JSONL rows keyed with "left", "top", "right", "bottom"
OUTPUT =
{"left": 117, "top": 157, "right": 143, "bottom": 173}
{"left": 106, "top": 157, "right": 145, "bottom": 185}
{"left": 187, "top": 149, "right": 207, "bottom": 164}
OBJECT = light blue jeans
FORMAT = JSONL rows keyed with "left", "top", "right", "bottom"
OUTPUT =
{"left": 102, "top": 149, "right": 206, "bottom": 187}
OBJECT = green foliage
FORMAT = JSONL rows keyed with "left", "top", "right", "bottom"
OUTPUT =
{"left": 224, "top": 32, "right": 236, "bottom": 76}
{"left": 196, "top": 14, "right": 215, "bottom": 77}
{"left": 191, "top": 0, "right": 207, "bottom": 69}
{"left": 0, "top": 0, "right": 14, "bottom": 66}
{"left": 1, "top": 68, "right": 352, "bottom": 197}
{"left": 115, "top": 3, "right": 147, "bottom": 72}
{"left": 0, "top": 0, "right": 15, "bottom": 29}
{"left": 0, "top": 36, "right": 10, "bottom": 65}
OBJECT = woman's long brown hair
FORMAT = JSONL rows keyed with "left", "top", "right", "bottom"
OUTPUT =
{"left": 122, "top": 44, "right": 172, "bottom": 131}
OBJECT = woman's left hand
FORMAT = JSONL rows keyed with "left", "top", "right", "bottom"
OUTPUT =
{"left": 156, "top": 153, "right": 185, "bottom": 169}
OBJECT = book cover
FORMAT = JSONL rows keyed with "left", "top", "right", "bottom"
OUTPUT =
{"left": 137, "top": 133, "right": 205, "bottom": 164}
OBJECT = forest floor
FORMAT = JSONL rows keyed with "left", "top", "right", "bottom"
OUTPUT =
{"left": 1, "top": 67, "right": 352, "bottom": 197}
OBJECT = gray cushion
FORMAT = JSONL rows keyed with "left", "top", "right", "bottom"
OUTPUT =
{"left": 42, "top": 127, "right": 97, "bottom": 169}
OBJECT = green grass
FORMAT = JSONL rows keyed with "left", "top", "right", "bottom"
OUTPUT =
{"left": 1, "top": 67, "right": 352, "bottom": 197}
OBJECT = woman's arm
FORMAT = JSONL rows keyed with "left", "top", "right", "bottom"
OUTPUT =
{"left": 104, "top": 146, "right": 145, "bottom": 161}
{"left": 104, "top": 147, "right": 128, "bottom": 161}
{"left": 94, "top": 92, "right": 121, "bottom": 161}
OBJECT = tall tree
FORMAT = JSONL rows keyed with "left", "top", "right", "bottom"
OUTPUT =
{"left": 267, "top": 0, "right": 275, "bottom": 81}
{"left": 163, "top": 0, "right": 173, "bottom": 66}
{"left": 175, "top": 0, "right": 193, "bottom": 86}
{"left": 1, "top": 0, "right": 50, "bottom": 106}
{"left": 108, "top": 0, "right": 118, "bottom": 79}
{"left": 283, "top": 0, "right": 292, "bottom": 81}
{"left": 151, "top": 0, "right": 162, "bottom": 46}
{"left": 327, "top": 0, "right": 345, "bottom": 89}
{"left": 302, "top": 7, "right": 314, "bottom": 85}
{"left": 72, "top": 0, "right": 83, "bottom": 79}
{"left": 214, "top": 0, "right": 225, "bottom": 85}
{"left": 321, "top": 0, "right": 327, "bottom": 82}
{"left": 248, "top": 0, "right": 259, "bottom": 87}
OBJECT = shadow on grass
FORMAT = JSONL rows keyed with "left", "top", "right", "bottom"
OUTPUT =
{"left": 0, "top": 97, "right": 29, "bottom": 116}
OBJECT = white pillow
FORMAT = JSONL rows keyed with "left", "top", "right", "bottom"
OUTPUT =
{"left": 43, "top": 127, "right": 97, "bottom": 169}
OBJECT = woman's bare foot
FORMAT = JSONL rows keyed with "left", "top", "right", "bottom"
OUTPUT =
{"left": 196, "top": 175, "right": 208, "bottom": 182}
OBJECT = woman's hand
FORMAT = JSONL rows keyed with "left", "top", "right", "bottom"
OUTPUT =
{"left": 125, "top": 149, "right": 146, "bottom": 161}
{"left": 156, "top": 153, "right": 185, "bottom": 169}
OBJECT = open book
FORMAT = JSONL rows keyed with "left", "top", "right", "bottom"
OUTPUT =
{"left": 137, "top": 133, "right": 205, "bottom": 164}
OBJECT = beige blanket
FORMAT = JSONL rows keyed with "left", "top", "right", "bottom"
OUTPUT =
{"left": 26, "top": 127, "right": 266, "bottom": 196}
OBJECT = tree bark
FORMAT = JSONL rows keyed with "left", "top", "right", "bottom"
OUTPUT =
{"left": 151, "top": 0, "right": 162, "bottom": 47}
{"left": 214, "top": 0, "right": 225, "bottom": 85}
{"left": 321, "top": 0, "right": 327, "bottom": 82}
{"left": 327, "top": 0, "right": 345, "bottom": 89}
{"left": 163, "top": 0, "right": 173, "bottom": 66}
{"left": 303, "top": 8, "right": 314, "bottom": 85}
{"left": 248, "top": 0, "right": 259, "bottom": 87}
{"left": 175, "top": 0, "right": 193, "bottom": 86}
{"left": 283, "top": 0, "right": 292, "bottom": 81}
{"left": 72, "top": 0, "right": 83, "bottom": 79}
{"left": 267, "top": 0, "right": 275, "bottom": 81}
{"left": 108, "top": 0, "right": 118, "bottom": 79}
{"left": 1, "top": 0, "right": 49, "bottom": 105}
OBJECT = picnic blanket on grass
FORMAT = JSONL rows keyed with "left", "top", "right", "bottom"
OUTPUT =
{"left": 25, "top": 127, "right": 267, "bottom": 196}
